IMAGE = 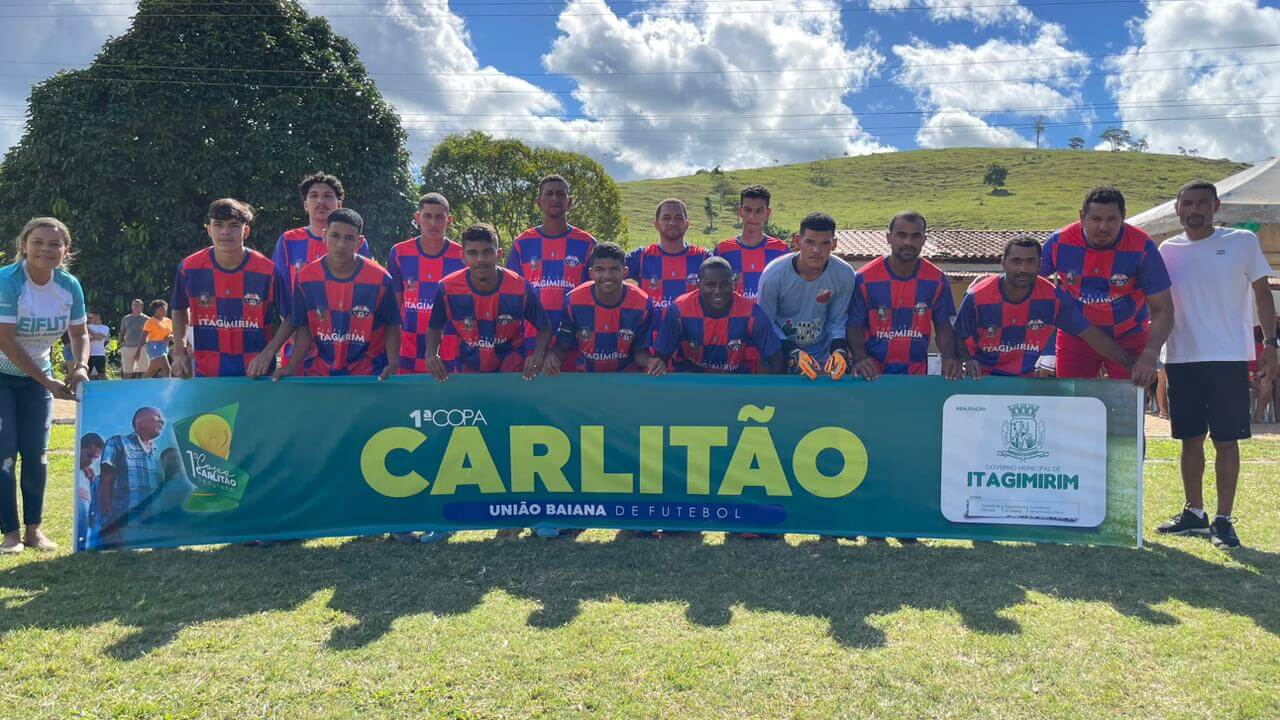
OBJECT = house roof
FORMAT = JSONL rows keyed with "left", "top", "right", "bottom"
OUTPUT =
{"left": 835, "top": 229, "right": 1053, "bottom": 262}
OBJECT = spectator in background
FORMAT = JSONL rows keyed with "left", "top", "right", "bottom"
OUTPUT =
{"left": 119, "top": 299, "right": 148, "bottom": 379}
{"left": 86, "top": 311, "right": 109, "bottom": 380}
{"left": 142, "top": 299, "right": 172, "bottom": 378}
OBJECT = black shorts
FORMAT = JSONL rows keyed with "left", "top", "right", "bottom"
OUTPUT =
{"left": 88, "top": 355, "right": 107, "bottom": 375}
{"left": 1165, "top": 361, "right": 1251, "bottom": 442}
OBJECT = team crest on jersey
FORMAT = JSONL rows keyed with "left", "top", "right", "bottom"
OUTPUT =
{"left": 685, "top": 273, "right": 699, "bottom": 285}
{"left": 618, "top": 328, "right": 635, "bottom": 343}
{"left": 577, "top": 327, "right": 592, "bottom": 341}
{"left": 350, "top": 305, "right": 371, "bottom": 319}
{"left": 565, "top": 255, "right": 581, "bottom": 267}
{"left": 985, "top": 326, "right": 999, "bottom": 338}
{"left": 816, "top": 289, "right": 833, "bottom": 304}
{"left": 197, "top": 292, "right": 213, "bottom": 307}
{"left": 1063, "top": 270, "right": 1078, "bottom": 282}
{"left": 1109, "top": 273, "right": 1129, "bottom": 287}
{"left": 1027, "top": 318, "right": 1046, "bottom": 331}
{"left": 293, "top": 259, "right": 305, "bottom": 270}
{"left": 496, "top": 313, "right": 516, "bottom": 326}
{"left": 876, "top": 307, "right": 888, "bottom": 320}
{"left": 648, "top": 277, "right": 660, "bottom": 289}
{"left": 914, "top": 302, "right": 929, "bottom": 316}
{"left": 404, "top": 279, "right": 417, "bottom": 291}
{"left": 462, "top": 316, "right": 475, "bottom": 330}
{"left": 243, "top": 293, "right": 262, "bottom": 307}
{"left": 727, "top": 339, "right": 744, "bottom": 352}
{"left": 528, "top": 258, "right": 540, "bottom": 270}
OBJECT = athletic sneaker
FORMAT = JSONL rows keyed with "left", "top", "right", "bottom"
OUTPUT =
{"left": 1155, "top": 506, "right": 1211, "bottom": 535}
{"left": 418, "top": 530, "right": 452, "bottom": 544}
{"left": 1209, "top": 516, "right": 1240, "bottom": 549}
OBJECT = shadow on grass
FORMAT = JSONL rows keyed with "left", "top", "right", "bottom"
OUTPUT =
{"left": 1, "top": 536, "right": 1277, "bottom": 659}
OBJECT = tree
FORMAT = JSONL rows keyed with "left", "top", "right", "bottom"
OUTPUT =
{"left": 807, "top": 161, "right": 833, "bottom": 187}
{"left": 1033, "top": 116, "right": 1047, "bottom": 149}
{"left": 1127, "top": 136, "right": 1150, "bottom": 152}
{"left": 421, "top": 131, "right": 627, "bottom": 244}
{"left": 1067, "top": 136, "right": 1086, "bottom": 150}
{"left": 0, "top": 0, "right": 417, "bottom": 312}
{"left": 709, "top": 165, "right": 736, "bottom": 215}
{"left": 704, "top": 196, "right": 717, "bottom": 232}
{"left": 982, "top": 163, "right": 1009, "bottom": 193}
{"left": 1100, "top": 127, "right": 1132, "bottom": 152}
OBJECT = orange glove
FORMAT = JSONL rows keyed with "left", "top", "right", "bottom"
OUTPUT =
{"left": 824, "top": 350, "right": 849, "bottom": 380}
{"left": 789, "top": 349, "right": 820, "bottom": 380}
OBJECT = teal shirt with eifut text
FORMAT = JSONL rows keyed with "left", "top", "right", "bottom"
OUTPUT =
{"left": 0, "top": 260, "right": 87, "bottom": 376}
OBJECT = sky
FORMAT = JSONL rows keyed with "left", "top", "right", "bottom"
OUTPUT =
{"left": 0, "top": 0, "right": 1277, "bottom": 180}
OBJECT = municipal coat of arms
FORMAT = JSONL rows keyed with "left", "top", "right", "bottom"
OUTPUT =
{"left": 999, "top": 403, "right": 1049, "bottom": 459}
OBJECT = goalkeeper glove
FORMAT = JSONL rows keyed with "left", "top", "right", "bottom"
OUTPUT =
{"left": 824, "top": 349, "right": 850, "bottom": 380}
{"left": 789, "top": 349, "right": 821, "bottom": 380}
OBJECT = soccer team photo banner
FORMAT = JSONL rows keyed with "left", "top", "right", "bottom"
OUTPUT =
{"left": 73, "top": 374, "right": 1143, "bottom": 551}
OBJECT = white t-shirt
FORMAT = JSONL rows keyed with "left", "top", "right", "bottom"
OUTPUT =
{"left": 1159, "top": 227, "right": 1273, "bottom": 363}
{"left": 87, "top": 323, "right": 110, "bottom": 356}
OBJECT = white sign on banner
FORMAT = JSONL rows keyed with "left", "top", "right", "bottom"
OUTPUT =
{"left": 940, "top": 394, "right": 1108, "bottom": 528}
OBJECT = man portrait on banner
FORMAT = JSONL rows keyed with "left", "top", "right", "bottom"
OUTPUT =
{"left": 97, "top": 406, "right": 170, "bottom": 547}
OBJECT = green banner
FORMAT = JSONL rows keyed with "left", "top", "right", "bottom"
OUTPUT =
{"left": 73, "top": 374, "right": 1142, "bottom": 551}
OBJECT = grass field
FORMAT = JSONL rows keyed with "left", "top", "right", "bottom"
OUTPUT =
{"left": 2, "top": 426, "right": 1278, "bottom": 718}
{"left": 617, "top": 148, "right": 1247, "bottom": 247}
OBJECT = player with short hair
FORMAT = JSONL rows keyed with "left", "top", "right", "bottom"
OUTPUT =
{"left": 648, "top": 257, "right": 783, "bottom": 375}
{"left": 546, "top": 241, "right": 655, "bottom": 374}
{"left": 847, "top": 210, "right": 964, "bottom": 380}
{"left": 170, "top": 198, "right": 291, "bottom": 379}
{"left": 274, "top": 208, "right": 400, "bottom": 379}
{"left": 756, "top": 212, "right": 855, "bottom": 380}
{"left": 387, "top": 192, "right": 464, "bottom": 374}
{"left": 423, "top": 223, "right": 552, "bottom": 382}
{"left": 714, "top": 186, "right": 790, "bottom": 301}
{"left": 626, "top": 198, "right": 710, "bottom": 314}
{"left": 1039, "top": 186, "right": 1170, "bottom": 386}
{"left": 508, "top": 175, "right": 596, "bottom": 362}
{"left": 954, "top": 236, "right": 1135, "bottom": 377}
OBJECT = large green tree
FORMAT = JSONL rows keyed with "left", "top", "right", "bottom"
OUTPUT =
{"left": 421, "top": 131, "right": 627, "bottom": 245}
{"left": 0, "top": 0, "right": 416, "bottom": 313}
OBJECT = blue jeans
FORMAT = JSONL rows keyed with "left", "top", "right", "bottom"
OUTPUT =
{"left": 0, "top": 373, "right": 52, "bottom": 533}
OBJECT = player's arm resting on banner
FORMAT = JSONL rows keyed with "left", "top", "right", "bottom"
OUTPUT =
{"left": 377, "top": 281, "right": 401, "bottom": 380}
{"left": 544, "top": 313, "right": 577, "bottom": 376}
{"left": 821, "top": 268, "right": 854, "bottom": 379}
{"left": 1132, "top": 290, "right": 1172, "bottom": 387}
{"left": 629, "top": 300, "right": 657, "bottom": 369}
{"left": 0, "top": 323, "right": 79, "bottom": 400}
{"left": 249, "top": 271, "right": 295, "bottom": 378}
{"left": 824, "top": 339, "right": 849, "bottom": 379}
{"left": 272, "top": 325, "right": 311, "bottom": 380}
{"left": 647, "top": 305, "right": 681, "bottom": 376}
{"left": 522, "top": 286, "right": 553, "bottom": 380}
{"left": 168, "top": 263, "right": 194, "bottom": 378}
{"left": 749, "top": 305, "right": 785, "bottom": 375}
{"left": 951, "top": 293, "right": 981, "bottom": 380}
{"left": 1253, "top": 276, "right": 1279, "bottom": 383}
{"left": 844, "top": 277, "right": 879, "bottom": 380}
{"left": 930, "top": 276, "right": 964, "bottom": 380}
{"left": 422, "top": 287, "right": 451, "bottom": 381}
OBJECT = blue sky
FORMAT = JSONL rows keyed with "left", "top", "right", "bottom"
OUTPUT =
{"left": 0, "top": 0, "right": 1277, "bottom": 179}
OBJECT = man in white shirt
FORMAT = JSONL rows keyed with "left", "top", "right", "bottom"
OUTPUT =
{"left": 85, "top": 312, "right": 110, "bottom": 380}
{"left": 1155, "top": 179, "right": 1277, "bottom": 549}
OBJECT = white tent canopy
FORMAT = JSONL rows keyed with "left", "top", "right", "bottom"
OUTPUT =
{"left": 1129, "top": 157, "right": 1280, "bottom": 237}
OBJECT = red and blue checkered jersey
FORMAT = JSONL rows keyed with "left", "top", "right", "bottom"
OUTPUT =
{"left": 654, "top": 291, "right": 782, "bottom": 374}
{"left": 508, "top": 225, "right": 596, "bottom": 350}
{"left": 387, "top": 237, "right": 464, "bottom": 373}
{"left": 848, "top": 256, "right": 956, "bottom": 375}
{"left": 171, "top": 248, "right": 282, "bottom": 377}
{"left": 272, "top": 226, "right": 371, "bottom": 317}
{"left": 713, "top": 236, "right": 790, "bottom": 301}
{"left": 556, "top": 282, "right": 654, "bottom": 372}
{"left": 428, "top": 267, "right": 550, "bottom": 373}
{"left": 1039, "top": 221, "right": 1171, "bottom": 340}
{"left": 291, "top": 257, "right": 399, "bottom": 376}
{"left": 625, "top": 244, "right": 711, "bottom": 312}
{"left": 954, "top": 274, "right": 1090, "bottom": 377}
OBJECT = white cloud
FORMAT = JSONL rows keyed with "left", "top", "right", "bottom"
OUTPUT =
{"left": 916, "top": 110, "right": 1034, "bottom": 148}
{"left": 892, "top": 24, "right": 1089, "bottom": 148}
{"left": 539, "top": 0, "right": 892, "bottom": 178}
{"left": 868, "top": 0, "right": 1035, "bottom": 28}
{"left": 1106, "top": 0, "right": 1280, "bottom": 162}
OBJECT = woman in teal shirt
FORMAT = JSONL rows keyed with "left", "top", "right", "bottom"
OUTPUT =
{"left": 0, "top": 217, "right": 90, "bottom": 553}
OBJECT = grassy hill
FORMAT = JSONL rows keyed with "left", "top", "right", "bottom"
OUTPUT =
{"left": 618, "top": 148, "right": 1247, "bottom": 247}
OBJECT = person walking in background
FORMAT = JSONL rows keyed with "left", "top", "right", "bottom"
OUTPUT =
{"left": 119, "top": 299, "right": 148, "bottom": 379}
{"left": 85, "top": 311, "right": 109, "bottom": 380}
{"left": 0, "top": 217, "right": 90, "bottom": 553}
{"left": 142, "top": 299, "right": 172, "bottom": 378}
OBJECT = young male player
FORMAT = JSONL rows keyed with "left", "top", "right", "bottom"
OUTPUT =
{"left": 508, "top": 175, "right": 596, "bottom": 359}
{"left": 423, "top": 223, "right": 552, "bottom": 382}
{"left": 1039, "top": 186, "right": 1170, "bottom": 386}
{"left": 387, "top": 193, "right": 464, "bottom": 374}
{"left": 755, "top": 212, "right": 855, "bottom": 379}
{"left": 953, "top": 236, "right": 1135, "bottom": 377}
{"left": 545, "top": 242, "right": 655, "bottom": 374}
{"left": 846, "top": 211, "right": 963, "bottom": 381}
{"left": 274, "top": 208, "right": 399, "bottom": 379}
{"left": 648, "top": 257, "right": 783, "bottom": 375}
{"left": 714, "top": 185, "right": 790, "bottom": 301}
{"left": 170, "top": 199, "right": 290, "bottom": 378}
{"left": 272, "top": 173, "right": 371, "bottom": 359}
{"left": 626, "top": 198, "right": 710, "bottom": 314}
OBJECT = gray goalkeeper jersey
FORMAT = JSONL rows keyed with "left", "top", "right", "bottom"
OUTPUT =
{"left": 755, "top": 252, "right": 855, "bottom": 362}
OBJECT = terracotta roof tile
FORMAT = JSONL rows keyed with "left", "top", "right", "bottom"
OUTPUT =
{"left": 836, "top": 229, "right": 1054, "bottom": 262}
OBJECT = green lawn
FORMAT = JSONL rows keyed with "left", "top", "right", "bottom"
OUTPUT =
{"left": 618, "top": 148, "right": 1246, "bottom": 247}
{"left": 2, "top": 427, "right": 1278, "bottom": 718}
